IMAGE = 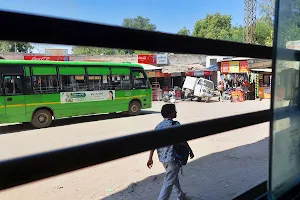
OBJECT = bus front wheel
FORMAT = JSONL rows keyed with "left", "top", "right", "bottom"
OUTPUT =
{"left": 128, "top": 101, "right": 141, "bottom": 116}
{"left": 31, "top": 109, "right": 53, "bottom": 128}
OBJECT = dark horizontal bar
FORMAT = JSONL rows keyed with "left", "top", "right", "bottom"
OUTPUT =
{"left": 233, "top": 181, "right": 267, "bottom": 200}
{"left": 277, "top": 182, "right": 300, "bottom": 200}
{"left": 0, "top": 10, "right": 273, "bottom": 59}
{"left": 0, "top": 109, "right": 271, "bottom": 190}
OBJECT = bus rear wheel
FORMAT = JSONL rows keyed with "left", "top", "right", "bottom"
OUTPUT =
{"left": 31, "top": 109, "right": 53, "bottom": 128}
{"left": 128, "top": 101, "right": 141, "bottom": 116}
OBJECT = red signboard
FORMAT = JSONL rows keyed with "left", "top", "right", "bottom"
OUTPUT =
{"left": 204, "top": 71, "right": 212, "bottom": 76}
{"left": 230, "top": 90, "right": 245, "bottom": 102}
{"left": 185, "top": 71, "right": 193, "bottom": 76}
{"left": 138, "top": 54, "right": 157, "bottom": 64}
{"left": 24, "top": 55, "right": 70, "bottom": 61}
{"left": 221, "top": 61, "right": 230, "bottom": 73}
{"left": 239, "top": 60, "right": 249, "bottom": 73}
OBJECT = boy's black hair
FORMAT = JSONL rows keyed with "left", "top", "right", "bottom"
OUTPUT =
{"left": 161, "top": 104, "right": 176, "bottom": 118}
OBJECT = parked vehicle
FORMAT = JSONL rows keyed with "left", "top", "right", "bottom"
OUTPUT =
{"left": 163, "top": 90, "right": 176, "bottom": 103}
{"left": 222, "top": 88, "right": 231, "bottom": 101}
{"left": 182, "top": 77, "right": 214, "bottom": 103}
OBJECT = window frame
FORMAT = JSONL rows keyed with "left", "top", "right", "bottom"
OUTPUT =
{"left": 110, "top": 66, "right": 133, "bottom": 90}
{"left": 58, "top": 66, "right": 88, "bottom": 92}
{"left": 131, "top": 68, "right": 149, "bottom": 89}
{"left": 87, "top": 66, "right": 111, "bottom": 91}
{"left": 0, "top": 9, "right": 289, "bottom": 198}
{"left": 2, "top": 75, "right": 25, "bottom": 96}
{"left": 32, "top": 75, "right": 59, "bottom": 94}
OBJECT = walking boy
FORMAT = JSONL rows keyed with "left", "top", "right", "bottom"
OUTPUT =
{"left": 147, "top": 104, "right": 194, "bottom": 200}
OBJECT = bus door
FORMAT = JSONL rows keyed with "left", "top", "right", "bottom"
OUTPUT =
{"left": 3, "top": 75, "right": 26, "bottom": 116}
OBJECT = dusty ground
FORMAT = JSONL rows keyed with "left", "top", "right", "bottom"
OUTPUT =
{"left": 0, "top": 99, "right": 270, "bottom": 200}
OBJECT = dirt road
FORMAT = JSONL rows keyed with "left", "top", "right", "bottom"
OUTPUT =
{"left": 0, "top": 100, "right": 270, "bottom": 200}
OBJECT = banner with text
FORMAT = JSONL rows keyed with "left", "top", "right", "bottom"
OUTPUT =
{"left": 156, "top": 54, "right": 168, "bottom": 64}
{"left": 137, "top": 54, "right": 157, "bottom": 64}
{"left": 24, "top": 55, "right": 70, "bottom": 61}
{"left": 60, "top": 90, "right": 115, "bottom": 103}
{"left": 221, "top": 61, "right": 249, "bottom": 73}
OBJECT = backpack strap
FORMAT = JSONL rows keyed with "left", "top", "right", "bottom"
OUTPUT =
{"left": 171, "top": 120, "right": 178, "bottom": 126}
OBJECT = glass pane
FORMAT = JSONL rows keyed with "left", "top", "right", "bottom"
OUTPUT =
{"left": 271, "top": 0, "right": 300, "bottom": 198}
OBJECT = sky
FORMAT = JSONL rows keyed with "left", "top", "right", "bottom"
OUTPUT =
{"left": 0, "top": 0, "right": 247, "bottom": 53}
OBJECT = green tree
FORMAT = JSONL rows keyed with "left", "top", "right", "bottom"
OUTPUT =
{"left": 256, "top": 20, "right": 274, "bottom": 46}
{"left": 0, "top": 41, "right": 10, "bottom": 52}
{"left": 122, "top": 16, "right": 157, "bottom": 54}
{"left": 72, "top": 46, "right": 117, "bottom": 55}
{"left": 122, "top": 16, "right": 156, "bottom": 31}
{"left": 177, "top": 27, "right": 190, "bottom": 36}
{"left": 193, "top": 13, "right": 232, "bottom": 40}
{"left": 0, "top": 41, "right": 33, "bottom": 53}
{"left": 12, "top": 42, "right": 33, "bottom": 53}
{"left": 256, "top": 0, "right": 275, "bottom": 46}
{"left": 259, "top": 0, "right": 275, "bottom": 26}
{"left": 73, "top": 16, "right": 157, "bottom": 55}
{"left": 230, "top": 26, "right": 243, "bottom": 43}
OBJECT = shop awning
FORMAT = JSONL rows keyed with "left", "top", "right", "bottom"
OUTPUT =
{"left": 136, "top": 63, "right": 162, "bottom": 71}
{"left": 206, "top": 65, "right": 217, "bottom": 71}
{"left": 251, "top": 68, "right": 272, "bottom": 72}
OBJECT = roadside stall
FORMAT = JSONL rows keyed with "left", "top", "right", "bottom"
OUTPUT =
{"left": 206, "top": 65, "right": 218, "bottom": 85}
{"left": 170, "top": 72, "right": 184, "bottom": 100}
{"left": 220, "top": 60, "right": 249, "bottom": 102}
{"left": 193, "top": 70, "right": 213, "bottom": 80}
{"left": 250, "top": 69, "right": 272, "bottom": 100}
{"left": 151, "top": 82, "right": 162, "bottom": 101}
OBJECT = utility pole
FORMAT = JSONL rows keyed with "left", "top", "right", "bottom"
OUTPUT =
{"left": 243, "top": 0, "right": 257, "bottom": 44}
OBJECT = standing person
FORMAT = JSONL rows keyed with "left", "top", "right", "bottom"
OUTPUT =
{"left": 184, "top": 88, "right": 190, "bottom": 101}
{"left": 217, "top": 81, "right": 224, "bottom": 101}
{"left": 147, "top": 104, "right": 194, "bottom": 200}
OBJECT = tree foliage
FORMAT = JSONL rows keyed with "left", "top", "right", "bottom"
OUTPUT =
{"left": 177, "top": 27, "right": 190, "bottom": 36}
{"left": 259, "top": 0, "right": 275, "bottom": 25}
{"left": 72, "top": 46, "right": 119, "bottom": 55}
{"left": 0, "top": 41, "right": 33, "bottom": 53}
{"left": 256, "top": 19, "right": 274, "bottom": 46}
{"left": 72, "top": 16, "right": 157, "bottom": 55}
{"left": 122, "top": 16, "right": 156, "bottom": 31}
{"left": 230, "top": 26, "right": 244, "bottom": 43}
{"left": 255, "top": 0, "right": 275, "bottom": 46}
{"left": 193, "top": 13, "right": 232, "bottom": 40}
{"left": 191, "top": 9, "right": 275, "bottom": 46}
{"left": 192, "top": 13, "right": 244, "bottom": 43}
{"left": 122, "top": 16, "right": 156, "bottom": 54}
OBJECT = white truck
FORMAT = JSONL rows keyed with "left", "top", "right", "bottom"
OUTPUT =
{"left": 182, "top": 76, "right": 215, "bottom": 102}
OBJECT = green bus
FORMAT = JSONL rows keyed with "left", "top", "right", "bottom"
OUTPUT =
{"left": 0, "top": 60, "right": 152, "bottom": 128}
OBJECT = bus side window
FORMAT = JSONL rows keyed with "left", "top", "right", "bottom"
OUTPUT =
{"left": 111, "top": 75, "right": 131, "bottom": 90}
{"left": 88, "top": 75, "right": 102, "bottom": 91}
{"left": 59, "top": 76, "right": 87, "bottom": 92}
{"left": 102, "top": 75, "right": 110, "bottom": 90}
{"left": 32, "top": 76, "right": 58, "bottom": 94}
{"left": 4, "top": 76, "right": 23, "bottom": 95}
{"left": 132, "top": 70, "right": 148, "bottom": 89}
